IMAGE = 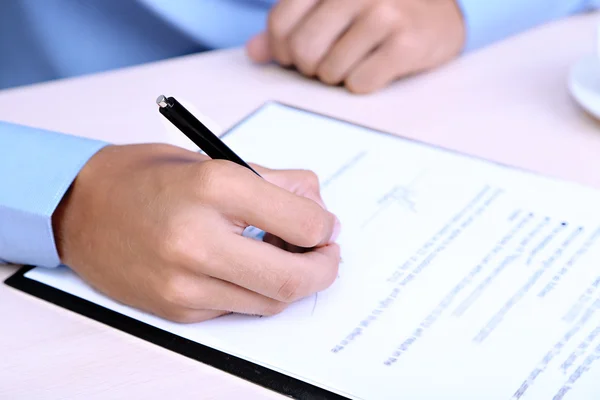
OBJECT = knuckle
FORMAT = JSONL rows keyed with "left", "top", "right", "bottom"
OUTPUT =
{"left": 267, "top": 11, "right": 288, "bottom": 41}
{"left": 194, "top": 160, "right": 231, "bottom": 201}
{"left": 289, "top": 36, "right": 318, "bottom": 74}
{"left": 317, "top": 64, "right": 342, "bottom": 85}
{"left": 188, "top": 237, "right": 212, "bottom": 267}
{"left": 300, "top": 208, "right": 330, "bottom": 246}
{"left": 371, "top": 2, "right": 400, "bottom": 29}
{"left": 276, "top": 273, "right": 304, "bottom": 302}
{"left": 389, "top": 34, "right": 410, "bottom": 55}
{"left": 161, "top": 273, "right": 193, "bottom": 307}
{"left": 158, "top": 223, "right": 187, "bottom": 264}
{"left": 159, "top": 217, "right": 209, "bottom": 265}
{"left": 300, "top": 169, "right": 321, "bottom": 191}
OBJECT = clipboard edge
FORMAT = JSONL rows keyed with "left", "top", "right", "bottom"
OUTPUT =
{"left": 4, "top": 265, "right": 348, "bottom": 400}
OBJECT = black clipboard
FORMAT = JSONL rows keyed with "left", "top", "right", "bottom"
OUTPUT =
{"left": 5, "top": 265, "right": 348, "bottom": 400}
{"left": 3, "top": 103, "right": 366, "bottom": 400}
{"left": 2, "top": 102, "right": 555, "bottom": 400}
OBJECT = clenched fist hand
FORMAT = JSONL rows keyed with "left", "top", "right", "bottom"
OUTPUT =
{"left": 53, "top": 144, "right": 340, "bottom": 323}
{"left": 247, "top": 0, "right": 465, "bottom": 93}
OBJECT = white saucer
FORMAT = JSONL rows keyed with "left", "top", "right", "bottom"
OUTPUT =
{"left": 568, "top": 54, "right": 600, "bottom": 119}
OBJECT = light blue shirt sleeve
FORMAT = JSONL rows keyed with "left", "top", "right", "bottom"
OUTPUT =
{"left": 138, "top": 0, "right": 275, "bottom": 49}
{"left": 457, "top": 0, "right": 600, "bottom": 51}
{"left": 0, "top": 0, "right": 274, "bottom": 90}
{"left": 0, "top": 123, "right": 108, "bottom": 267}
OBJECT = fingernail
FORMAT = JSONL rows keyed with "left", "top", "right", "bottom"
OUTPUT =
{"left": 330, "top": 217, "right": 341, "bottom": 243}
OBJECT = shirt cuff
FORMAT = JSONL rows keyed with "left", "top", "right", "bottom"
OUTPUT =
{"left": 0, "top": 121, "right": 108, "bottom": 267}
{"left": 456, "top": 0, "right": 520, "bottom": 52}
{"left": 456, "top": 0, "right": 590, "bottom": 52}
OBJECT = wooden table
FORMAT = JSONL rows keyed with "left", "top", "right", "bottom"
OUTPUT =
{"left": 2, "top": 12, "right": 600, "bottom": 399}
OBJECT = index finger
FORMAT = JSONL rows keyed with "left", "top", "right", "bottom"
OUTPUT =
{"left": 267, "top": 0, "right": 319, "bottom": 66}
{"left": 211, "top": 164, "right": 339, "bottom": 248}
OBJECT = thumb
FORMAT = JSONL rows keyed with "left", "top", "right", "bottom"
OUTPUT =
{"left": 246, "top": 32, "right": 273, "bottom": 64}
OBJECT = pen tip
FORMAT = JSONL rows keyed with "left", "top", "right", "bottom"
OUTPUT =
{"left": 156, "top": 95, "right": 168, "bottom": 108}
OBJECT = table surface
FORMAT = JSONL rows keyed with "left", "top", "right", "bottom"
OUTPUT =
{"left": 2, "top": 12, "right": 600, "bottom": 400}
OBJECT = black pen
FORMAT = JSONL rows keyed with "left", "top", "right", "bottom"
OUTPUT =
{"left": 156, "top": 95, "right": 260, "bottom": 176}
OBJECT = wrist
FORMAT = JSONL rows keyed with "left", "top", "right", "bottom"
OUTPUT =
{"left": 51, "top": 144, "right": 114, "bottom": 264}
{"left": 51, "top": 185, "right": 71, "bottom": 262}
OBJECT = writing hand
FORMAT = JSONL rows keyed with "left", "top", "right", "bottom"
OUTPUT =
{"left": 52, "top": 144, "right": 341, "bottom": 323}
{"left": 247, "top": 0, "right": 465, "bottom": 94}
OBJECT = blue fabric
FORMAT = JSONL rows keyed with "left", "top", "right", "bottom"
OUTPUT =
{"left": 457, "top": 0, "right": 600, "bottom": 51}
{"left": 0, "top": 123, "right": 108, "bottom": 267}
{"left": 0, "top": 0, "right": 599, "bottom": 89}
{"left": 1, "top": 0, "right": 599, "bottom": 268}
{"left": 0, "top": 0, "right": 276, "bottom": 90}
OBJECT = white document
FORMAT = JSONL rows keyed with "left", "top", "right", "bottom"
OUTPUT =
{"left": 25, "top": 103, "right": 600, "bottom": 399}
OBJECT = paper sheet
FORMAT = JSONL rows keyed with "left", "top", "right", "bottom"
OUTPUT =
{"left": 25, "top": 103, "right": 600, "bottom": 399}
